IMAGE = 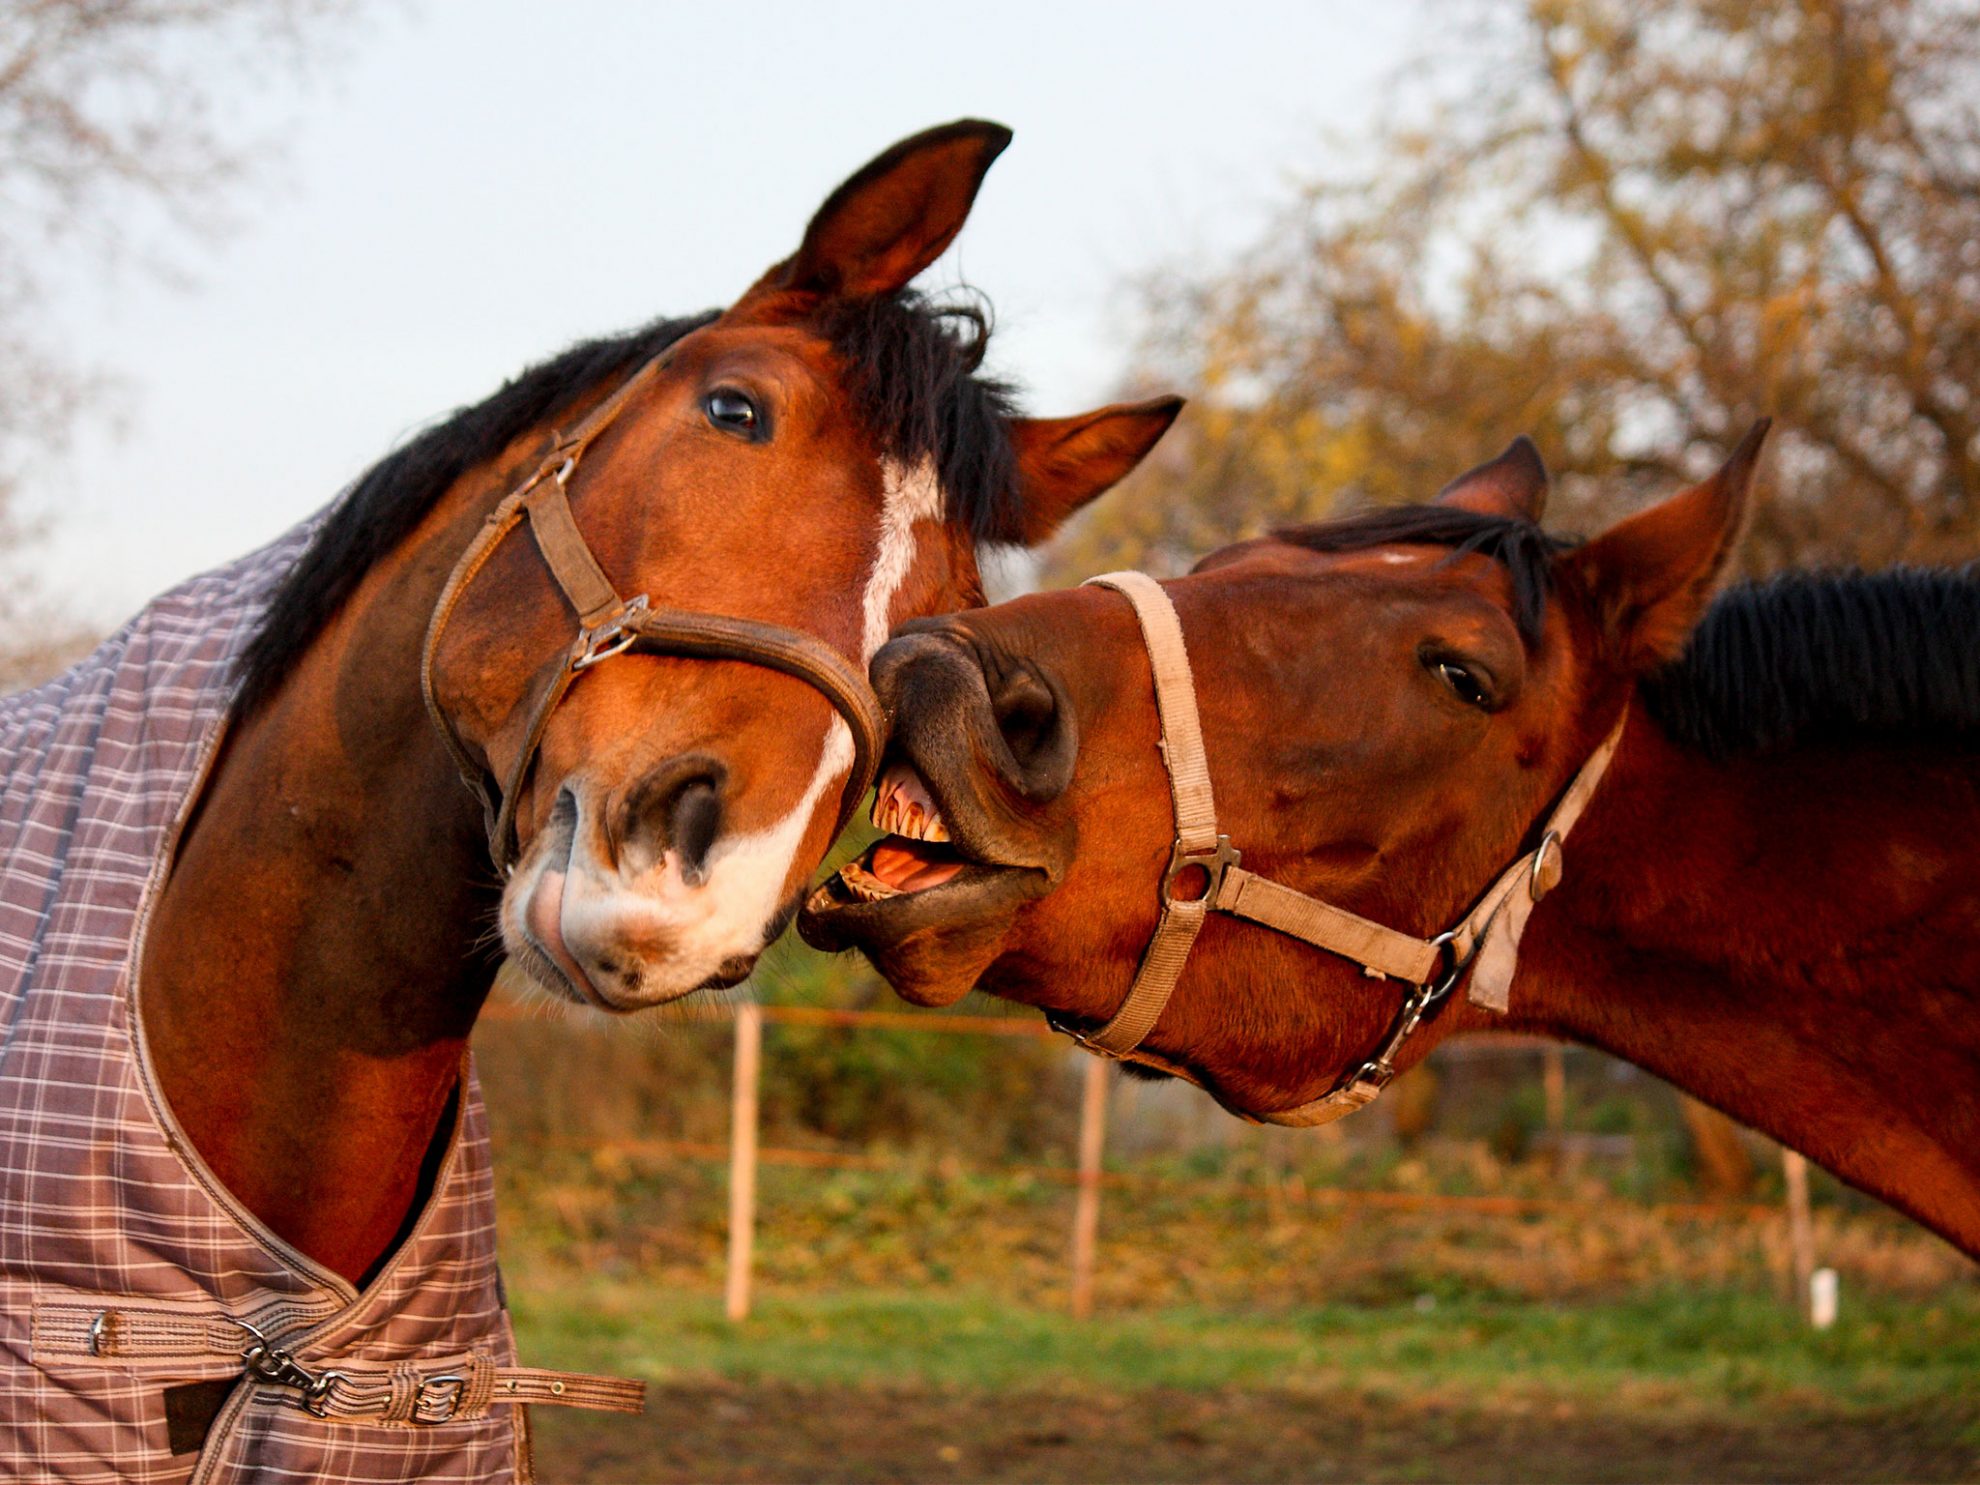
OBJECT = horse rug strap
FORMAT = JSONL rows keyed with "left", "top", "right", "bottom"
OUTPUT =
{"left": 33, "top": 1299, "right": 643, "bottom": 1427}
{"left": 1075, "top": 570, "right": 1627, "bottom": 1124}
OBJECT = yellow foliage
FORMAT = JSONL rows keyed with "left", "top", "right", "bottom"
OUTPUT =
{"left": 1058, "top": 0, "right": 1980, "bottom": 582}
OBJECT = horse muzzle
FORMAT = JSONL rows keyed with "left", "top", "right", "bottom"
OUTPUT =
{"left": 797, "top": 624, "right": 1071, "bottom": 1000}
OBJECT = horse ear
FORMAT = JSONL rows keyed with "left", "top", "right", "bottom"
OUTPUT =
{"left": 758, "top": 120, "right": 1012, "bottom": 302}
{"left": 1566, "top": 420, "right": 1771, "bottom": 669}
{"left": 1006, "top": 396, "right": 1184, "bottom": 545}
{"left": 1435, "top": 436, "right": 1550, "bottom": 521}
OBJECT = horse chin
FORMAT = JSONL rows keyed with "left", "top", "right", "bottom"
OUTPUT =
{"left": 797, "top": 859, "right": 1046, "bottom": 1005}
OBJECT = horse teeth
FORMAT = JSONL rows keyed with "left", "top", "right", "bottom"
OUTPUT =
{"left": 840, "top": 861, "right": 901, "bottom": 902}
{"left": 871, "top": 765, "right": 948, "bottom": 843}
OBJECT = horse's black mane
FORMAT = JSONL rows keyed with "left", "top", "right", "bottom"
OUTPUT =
{"left": 1276, "top": 504, "right": 1980, "bottom": 758}
{"left": 1644, "top": 566, "right": 1980, "bottom": 759}
{"left": 232, "top": 291, "right": 1021, "bottom": 717}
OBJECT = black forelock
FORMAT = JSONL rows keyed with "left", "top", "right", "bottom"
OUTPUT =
{"left": 232, "top": 290, "right": 1023, "bottom": 719}
{"left": 1275, "top": 505, "right": 1577, "bottom": 642}
{"left": 1278, "top": 507, "right": 1980, "bottom": 759}
{"left": 1643, "top": 566, "right": 1980, "bottom": 758}
{"left": 818, "top": 289, "right": 1022, "bottom": 543}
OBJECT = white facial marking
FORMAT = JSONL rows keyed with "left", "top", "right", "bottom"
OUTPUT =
{"left": 862, "top": 456, "right": 944, "bottom": 660}
{"left": 508, "top": 457, "right": 947, "bottom": 1006}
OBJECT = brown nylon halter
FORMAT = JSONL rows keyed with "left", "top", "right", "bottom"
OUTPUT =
{"left": 1064, "top": 570, "right": 1626, "bottom": 1127}
{"left": 420, "top": 351, "right": 888, "bottom": 874}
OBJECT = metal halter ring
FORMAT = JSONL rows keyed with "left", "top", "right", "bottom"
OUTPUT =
{"left": 574, "top": 594, "right": 652, "bottom": 671}
{"left": 1161, "top": 835, "right": 1240, "bottom": 905}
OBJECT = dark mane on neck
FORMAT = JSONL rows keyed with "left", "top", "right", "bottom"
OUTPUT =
{"left": 1643, "top": 566, "right": 1980, "bottom": 758}
{"left": 1276, "top": 505, "right": 1576, "bottom": 641}
{"left": 232, "top": 290, "right": 1021, "bottom": 718}
{"left": 231, "top": 311, "right": 717, "bottom": 718}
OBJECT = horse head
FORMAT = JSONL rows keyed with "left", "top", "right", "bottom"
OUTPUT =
{"left": 802, "top": 426, "right": 1769, "bottom": 1118}
{"left": 415, "top": 121, "right": 1180, "bottom": 1008}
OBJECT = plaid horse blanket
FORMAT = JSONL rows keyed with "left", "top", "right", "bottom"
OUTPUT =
{"left": 0, "top": 524, "right": 531, "bottom": 1483}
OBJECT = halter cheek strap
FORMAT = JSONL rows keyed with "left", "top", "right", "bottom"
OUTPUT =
{"left": 1073, "top": 570, "right": 1627, "bottom": 1127}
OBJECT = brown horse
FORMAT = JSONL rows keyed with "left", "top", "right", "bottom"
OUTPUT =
{"left": 803, "top": 427, "right": 1980, "bottom": 1258}
{"left": 135, "top": 120, "right": 1179, "bottom": 1286}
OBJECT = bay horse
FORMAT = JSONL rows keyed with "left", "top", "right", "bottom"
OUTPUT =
{"left": 0, "top": 120, "right": 1179, "bottom": 1480}
{"left": 802, "top": 425, "right": 1980, "bottom": 1261}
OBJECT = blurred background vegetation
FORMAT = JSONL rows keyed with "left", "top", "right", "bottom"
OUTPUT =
{"left": 1052, "top": 0, "right": 1980, "bottom": 581}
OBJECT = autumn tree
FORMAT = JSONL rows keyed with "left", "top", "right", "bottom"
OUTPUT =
{"left": 1059, "top": 0, "right": 1980, "bottom": 578}
{"left": 0, "top": 1, "right": 359, "bottom": 673}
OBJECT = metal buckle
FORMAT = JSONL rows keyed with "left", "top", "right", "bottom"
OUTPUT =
{"left": 301, "top": 1371, "right": 347, "bottom": 1418}
{"left": 1340, "top": 933, "right": 1477, "bottom": 1097}
{"left": 574, "top": 593, "right": 651, "bottom": 671}
{"left": 1045, "top": 1011, "right": 1115, "bottom": 1057}
{"left": 415, "top": 1373, "right": 470, "bottom": 1424}
{"left": 1160, "top": 835, "right": 1240, "bottom": 906}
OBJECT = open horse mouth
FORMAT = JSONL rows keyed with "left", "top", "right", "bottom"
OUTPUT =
{"left": 799, "top": 761, "right": 1050, "bottom": 966}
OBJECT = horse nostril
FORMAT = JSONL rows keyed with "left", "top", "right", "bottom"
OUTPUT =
{"left": 618, "top": 759, "right": 725, "bottom": 884}
{"left": 987, "top": 664, "right": 1069, "bottom": 785}
{"left": 668, "top": 777, "right": 722, "bottom": 886}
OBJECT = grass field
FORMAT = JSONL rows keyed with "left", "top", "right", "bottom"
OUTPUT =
{"left": 511, "top": 1282, "right": 1980, "bottom": 1482}
{"left": 492, "top": 1151, "right": 1979, "bottom": 1482}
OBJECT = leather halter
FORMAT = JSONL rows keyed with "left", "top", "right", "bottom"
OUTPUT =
{"left": 420, "top": 351, "right": 888, "bottom": 873}
{"left": 1063, "top": 570, "right": 1625, "bottom": 1127}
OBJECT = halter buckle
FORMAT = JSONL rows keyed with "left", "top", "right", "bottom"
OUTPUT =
{"left": 1161, "top": 836, "right": 1240, "bottom": 906}
{"left": 574, "top": 594, "right": 652, "bottom": 671}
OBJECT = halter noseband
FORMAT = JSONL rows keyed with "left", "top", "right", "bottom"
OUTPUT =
{"left": 420, "top": 352, "right": 887, "bottom": 873}
{"left": 1063, "top": 570, "right": 1625, "bottom": 1127}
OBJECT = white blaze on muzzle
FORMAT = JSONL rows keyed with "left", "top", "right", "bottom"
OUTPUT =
{"left": 492, "top": 452, "right": 948, "bottom": 1006}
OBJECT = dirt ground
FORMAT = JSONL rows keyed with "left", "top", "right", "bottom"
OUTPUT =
{"left": 526, "top": 1380, "right": 1980, "bottom": 1484}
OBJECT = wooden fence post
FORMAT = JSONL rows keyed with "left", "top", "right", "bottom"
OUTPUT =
{"left": 725, "top": 1002, "right": 764, "bottom": 1322}
{"left": 1541, "top": 1045, "right": 1567, "bottom": 1170}
{"left": 1069, "top": 1056, "right": 1110, "bottom": 1320}
{"left": 1782, "top": 1146, "right": 1817, "bottom": 1321}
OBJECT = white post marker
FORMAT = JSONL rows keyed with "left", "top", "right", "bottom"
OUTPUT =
{"left": 1810, "top": 1267, "right": 1839, "bottom": 1330}
{"left": 725, "top": 1001, "right": 764, "bottom": 1323}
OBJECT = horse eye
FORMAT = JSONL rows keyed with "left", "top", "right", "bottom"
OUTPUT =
{"left": 1433, "top": 659, "right": 1492, "bottom": 709}
{"left": 704, "top": 389, "right": 759, "bottom": 435}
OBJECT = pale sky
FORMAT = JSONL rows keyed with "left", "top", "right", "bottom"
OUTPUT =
{"left": 39, "top": 1, "right": 1419, "bottom": 627}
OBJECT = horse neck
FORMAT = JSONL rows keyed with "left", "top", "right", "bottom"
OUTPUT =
{"left": 1491, "top": 709, "right": 1980, "bottom": 1254}
{"left": 140, "top": 486, "right": 504, "bottom": 1286}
